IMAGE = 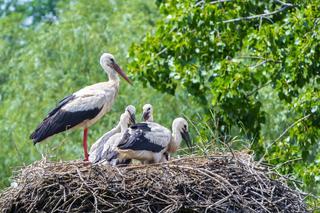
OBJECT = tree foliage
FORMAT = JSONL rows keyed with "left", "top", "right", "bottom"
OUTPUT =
{"left": 129, "top": 0, "right": 320, "bottom": 192}
{"left": 0, "top": 0, "right": 63, "bottom": 25}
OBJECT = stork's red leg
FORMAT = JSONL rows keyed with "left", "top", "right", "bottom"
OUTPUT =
{"left": 83, "top": 128, "right": 89, "bottom": 161}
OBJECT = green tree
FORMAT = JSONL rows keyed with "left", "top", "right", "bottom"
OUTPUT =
{"left": 129, "top": 0, "right": 320, "bottom": 193}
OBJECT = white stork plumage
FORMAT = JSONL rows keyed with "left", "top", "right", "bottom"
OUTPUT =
{"left": 116, "top": 117, "right": 192, "bottom": 164}
{"left": 89, "top": 105, "right": 136, "bottom": 164}
{"left": 30, "top": 53, "right": 131, "bottom": 161}
{"left": 88, "top": 126, "right": 120, "bottom": 162}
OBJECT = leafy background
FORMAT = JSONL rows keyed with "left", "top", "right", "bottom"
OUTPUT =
{"left": 0, "top": 0, "right": 319, "bottom": 207}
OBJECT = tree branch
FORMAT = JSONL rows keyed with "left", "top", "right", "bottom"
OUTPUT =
{"left": 222, "top": 4, "right": 293, "bottom": 23}
{"left": 195, "top": 0, "right": 231, "bottom": 7}
{"left": 210, "top": 0, "right": 231, "bottom": 4}
{"left": 273, "top": 0, "right": 294, "bottom": 7}
{"left": 236, "top": 55, "right": 280, "bottom": 62}
{"left": 274, "top": 114, "right": 311, "bottom": 143}
{"left": 258, "top": 113, "right": 312, "bottom": 164}
{"left": 245, "top": 80, "right": 272, "bottom": 98}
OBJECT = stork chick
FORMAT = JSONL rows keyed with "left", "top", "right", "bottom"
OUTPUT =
{"left": 116, "top": 117, "right": 192, "bottom": 164}
{"left": 142, "top": 104, "right": 169, "bottom": 162}
{"left": 30, "top": 53, "right": 132, "bottom": 161}
{"left": 100, "top": 105, "right": 136, "bottom": 165}
{"left": 89, "top": 105, "right": 136, "bottom": 163}
{"left": 142, "top": 103, "right": 153, "bottom": 122}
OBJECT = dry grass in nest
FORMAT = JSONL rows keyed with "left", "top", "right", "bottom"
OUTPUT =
{"left": 0, "top": 152, "right": 308, "bottom": 212}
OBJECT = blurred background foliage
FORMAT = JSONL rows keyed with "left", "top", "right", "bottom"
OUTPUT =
{"left": 0, "top": 0, "right": 319, "bottom": 205}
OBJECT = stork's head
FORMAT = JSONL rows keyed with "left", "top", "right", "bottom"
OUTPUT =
{"left": 100, "top": 53, "right": 132, "bottom": 84}
{"left": 119, "top": 105, "right": 136, "bottom": 131}
{"left": 172, "top": 117, "right": 192, "bottom": 151}
{"left": 125, "top": 105, "right": 136, "bottom": 126}
{"left": 142, "top": 103, "right": 153, "bottom": 122}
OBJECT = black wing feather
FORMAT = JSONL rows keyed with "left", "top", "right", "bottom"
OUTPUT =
{"left": 117, "top": 126, "right": 165, "bottom": 153}
{"left": 47, "top": 94, "right": 75, "bottom": 117}
{"left": 30, "top": 107, "right": 102, "bottom": 144}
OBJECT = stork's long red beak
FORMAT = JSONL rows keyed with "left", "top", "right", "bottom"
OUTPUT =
{"left": 112, "top": 63, "right": 132, "bottom": 85}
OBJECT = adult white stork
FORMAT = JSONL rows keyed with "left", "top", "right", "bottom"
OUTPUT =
{"left": 116, "top": 117, "right": 192, "bottom": 164}
{"left": 89, "top": 105, "right": 136, "bottom": 163}
{"left": 30, "top": 53, "right": 131, "bottom": 161}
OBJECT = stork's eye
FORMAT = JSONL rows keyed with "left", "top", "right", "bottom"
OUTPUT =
{"left": 147, "top": 108, "right": 151, "bottom": 111}
{"left": 110, "top": 58, "right": 114, "bottom": 63}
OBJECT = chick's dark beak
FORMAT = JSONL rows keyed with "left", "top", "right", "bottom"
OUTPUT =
{"left": 128, "top": 112, "right": 136, "bottom": 125}
{"left": 181, "top": 129, "right": 192, "bottom": 151}
{"left": 142, "top": 111, "right": 150, "bottom": 122}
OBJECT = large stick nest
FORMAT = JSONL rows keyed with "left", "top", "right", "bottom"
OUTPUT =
{"left": 0, "top": 152, "right": 308, "bottom": 212}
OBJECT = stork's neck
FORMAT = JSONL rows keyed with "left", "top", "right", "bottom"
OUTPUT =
{"left": 104, "top": 66, "right": 119, "bottom": 82}
{"left": 113, "top": 123, "right": 121, "bottom": 132}
{"left": 147, "top": 114, "right": 154, "bottom": 122}
{"left": 120, "top": 119, "right": 129, "bottom": 132}
{"left": 170, "top": 129, "right": 182, "bottom": 152}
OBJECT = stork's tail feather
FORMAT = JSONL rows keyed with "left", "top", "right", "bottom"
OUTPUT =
{"left": 30, "top": 103, "right": 102, "bottom": 144}
{"left": 29, "top": 111, "right": 71, "bottom": 144}
{"left": 30, "top": 118, "right": 55, "bottom": 144}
